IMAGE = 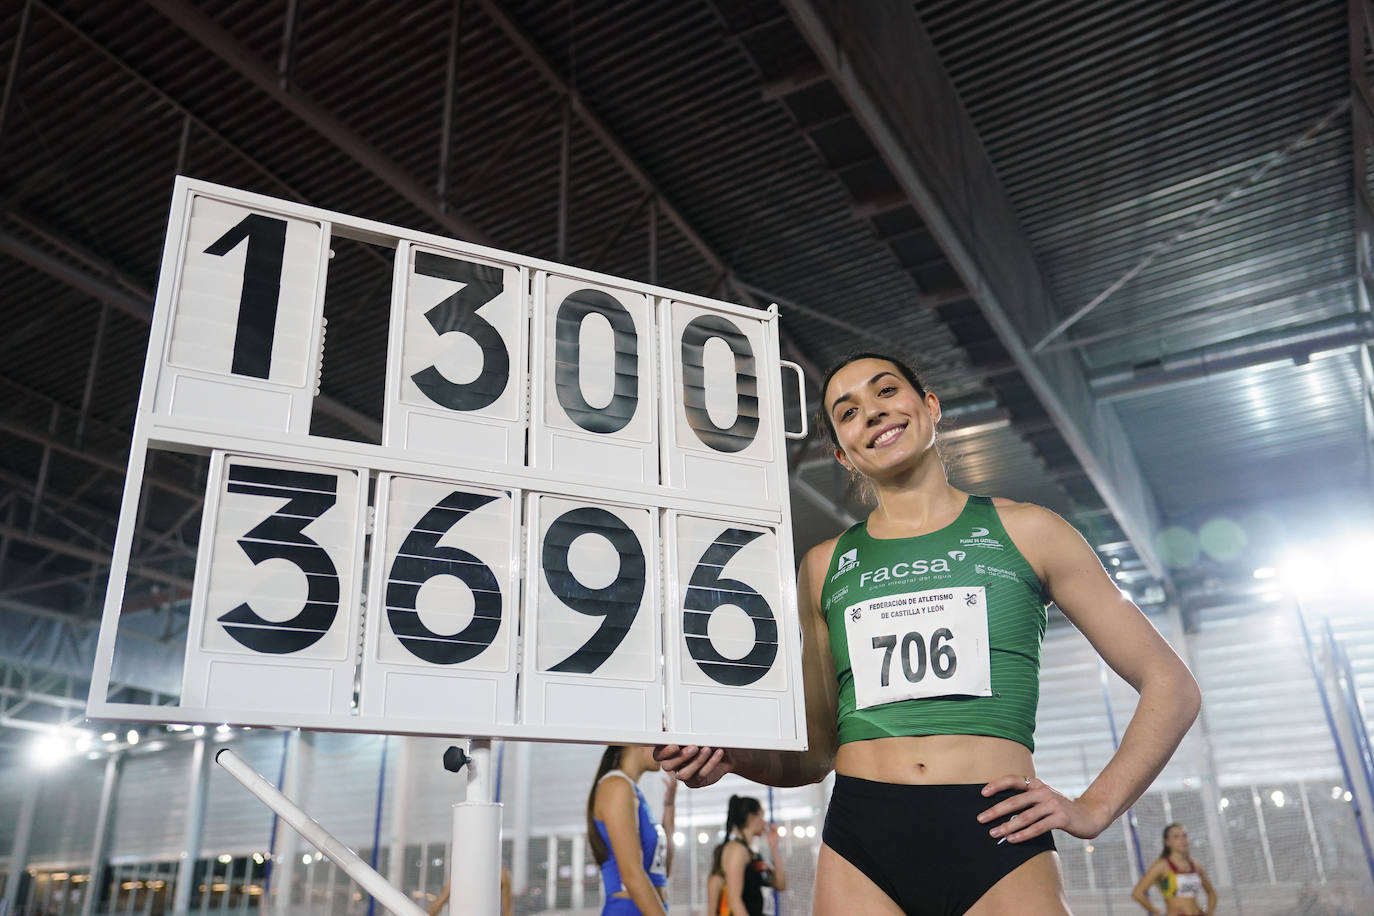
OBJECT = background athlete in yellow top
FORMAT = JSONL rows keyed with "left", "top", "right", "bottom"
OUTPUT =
{"left": 1131, "top": 824, "right": 1217, "bottom": 915}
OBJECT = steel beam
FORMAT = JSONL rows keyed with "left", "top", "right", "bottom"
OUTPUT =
{"left": 0, "top": 227, "right": 382, "bottom": 441}
{"left": 782, "top": 0, "right": 1168, "bottom": 579}
{"left": 0, "top": 523, "right": 193, "bottom": 590}
{"left": 470, "top": 0, "right": 826, "bottom": 384}
{"left": 144, "top": 0, "right": 492, "bottom": 246}
{"left": 1091, "top": 313, "right": 1374, "bottom": 400}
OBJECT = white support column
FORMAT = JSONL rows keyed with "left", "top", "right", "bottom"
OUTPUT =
{"left": 387, "top": 737, "right": 413, "bottom": 893}
{"left": 4, "top": 770, "right": 40, "bottom": 909}
{"left": 271, "top": 731, "right": 308, "bottom": 916}
{"left": 569, "top": 834, "right": 584, "bottom": 911}
{"left": 544, "top": 837, "right": 556, "bottom": 906}
{"left": 1163, "top": 602, "right": 1234, "bottom": 890}
{"left": 510, "top": 741, "right": 532, "bottom": 897}
{"left": 173, "top": 737, "right": 212, "bottom": 915}
{"left": 81, "top": 752, "right": 123, "bottom": 916}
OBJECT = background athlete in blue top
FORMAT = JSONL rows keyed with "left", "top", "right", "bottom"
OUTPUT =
{"left": 587, "top": 745, "right": 676, "bottom": 915}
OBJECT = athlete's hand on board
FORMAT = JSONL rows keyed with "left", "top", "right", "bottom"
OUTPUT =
{"left": 975, "top": 774, "right": 1114, "bottom": 842}
{"left": 653, "top": 744, "right": 734, "bottom": 788}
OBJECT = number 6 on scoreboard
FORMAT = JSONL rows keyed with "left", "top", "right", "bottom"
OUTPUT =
{"left": 663, "top": 512, "right": 798, "bottom": 741}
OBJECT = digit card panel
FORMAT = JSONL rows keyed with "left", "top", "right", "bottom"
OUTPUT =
{"left": 359, "top": 475, "right": 520, "bottom": 728}
{"left": 530, "top": 271, "right": 658, "bottom": 485}
{"left": 154, "top": 193, "right": 329, "bottom": 435}
{"left": 91, "top": 178, "right": 809, "bottom": 750}
{"left": 181, "top": 453, "right": 367, "bottom": 719}
{"left": 520, "top": 494, "right": 663, "bottom": 734}
{"left": 383, "top": 242, "right": 529, "bottom": 469}
{"left": 663, "top": 512, "right": 796, "bottom": 741}
{"left": 660, "top": 299, "right": 780, "bottom": 503}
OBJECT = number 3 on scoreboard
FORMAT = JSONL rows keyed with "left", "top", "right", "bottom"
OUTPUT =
{"left": 180, "top": 453, "right": 365, "bottom": 717}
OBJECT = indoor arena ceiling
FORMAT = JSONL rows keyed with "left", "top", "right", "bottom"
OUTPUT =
{"left": 0, "top": 0, "right": 1370, "bottom": 762}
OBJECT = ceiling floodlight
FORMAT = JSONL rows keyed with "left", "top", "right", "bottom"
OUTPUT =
{"left": 697, "top": 832, "right": 709, "bottom": 845}
{"left": 191, "top": 725, "right": 206, "bottom": 737}
{"left": 672, "top": 832, "right": 685, "bottom": 847}
{"left": 126, "top": 730, "right": 140, "bottom": 746}
{"left": 1270, "top": 790, "right": 1286, "bottom": 808}
{"left": 1252, "top": 567, "right": 1276, "bottom": 579}
{"left": 30, "top": 734, "right": 71, "bottom": 768}
{"left": 216, "top": 724, "right": 232, "bottom": 735}
{"left": 73, "top": 732, "right": 94, "bottom": 753}
{"left": 101, "top": 732, "right": 117, "bottom": 742}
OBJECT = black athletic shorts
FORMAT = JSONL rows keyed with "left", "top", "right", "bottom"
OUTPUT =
{"left": 822, "top": 774, "right": 1057, "bottom": 916}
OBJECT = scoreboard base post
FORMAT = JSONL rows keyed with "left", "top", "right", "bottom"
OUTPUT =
{"left": 451, "top": 738, "right": 502, "bottom": 916}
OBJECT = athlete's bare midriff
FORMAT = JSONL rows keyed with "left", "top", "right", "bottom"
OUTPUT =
{"left": 1166, "top": 900, "right": 1203, "bottom": 916}
{"left": 834, "top": 734, "right": 1035, "bottom": 785}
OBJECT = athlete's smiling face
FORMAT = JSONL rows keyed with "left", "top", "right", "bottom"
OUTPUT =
{"left": 824, "top": 358, "right": 940, "bottom": 480}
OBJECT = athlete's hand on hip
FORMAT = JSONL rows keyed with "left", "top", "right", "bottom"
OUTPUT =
{"left": 976, "top": 775, "right": 1113, "bottom": 842}
{"left": 653, "top": 744, "right": 734, "bottom": 788}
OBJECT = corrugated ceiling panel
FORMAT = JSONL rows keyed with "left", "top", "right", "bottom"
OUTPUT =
{"left": 1113, "top": 355, "right": 1367, "bottom": 517}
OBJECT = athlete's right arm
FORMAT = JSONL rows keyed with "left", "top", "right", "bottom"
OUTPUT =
{"left": 1129, "top": 860, "right": 1164, "bottom": 915}
{"left": 656, "top": 541, "right": 840, "bottom": 788}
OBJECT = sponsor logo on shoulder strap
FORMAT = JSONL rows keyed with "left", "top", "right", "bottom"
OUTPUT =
{"left": 831, "top": 547, "right": 860, "bottom": 581}
{"left": 959, "top": 526, "right": 1005, "bottom": 550}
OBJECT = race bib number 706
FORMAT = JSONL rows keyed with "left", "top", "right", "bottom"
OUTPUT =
{"left": 845, "top": 586, "right": 992, "bottom": 710}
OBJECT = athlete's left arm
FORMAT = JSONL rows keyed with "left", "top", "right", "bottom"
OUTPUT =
{"left": 979, "top": 503, "right": 1201, "bottom": 843}
{"left": 1197, "top": 863, "right": 1217, "bottom": 912}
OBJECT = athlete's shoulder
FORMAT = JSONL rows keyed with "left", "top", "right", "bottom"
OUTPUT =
{"left": 989, "top": 498, "right": 1074, "bottom": 537}
{"left": 802, "top": 535, "right": 842, "bottom": 572}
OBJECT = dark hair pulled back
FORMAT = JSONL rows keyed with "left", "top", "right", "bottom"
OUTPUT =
{"left": 725, "top": 794, "right": 763, "bottom": 839}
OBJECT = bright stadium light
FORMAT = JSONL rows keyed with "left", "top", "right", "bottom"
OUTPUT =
{"left": 30, "top": 734, "right": 71, "bottom": 768}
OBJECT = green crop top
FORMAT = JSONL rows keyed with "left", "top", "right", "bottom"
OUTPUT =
{"left": 819, "top": 496, "right": 1049, "bottom": 750}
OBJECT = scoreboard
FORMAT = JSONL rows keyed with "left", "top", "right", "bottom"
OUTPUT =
{"left": 86, "top": 178, "right": 809, "bottom": 750}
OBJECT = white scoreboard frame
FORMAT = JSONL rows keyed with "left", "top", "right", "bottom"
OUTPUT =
{"left": 87, "top": 177, "right": 810, "bottom": 750}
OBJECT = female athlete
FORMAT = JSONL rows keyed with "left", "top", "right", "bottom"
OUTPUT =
{"left": 657, "top": 353, "right": 1202, "bottom": 916}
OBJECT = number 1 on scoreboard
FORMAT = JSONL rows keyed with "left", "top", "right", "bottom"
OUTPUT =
{"left": 153, "top": 192, "right": 330, "bottom": 435}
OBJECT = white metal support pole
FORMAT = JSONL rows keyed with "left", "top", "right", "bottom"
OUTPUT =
{"left": 81, "top": 752, "right": 123, "bottom": 916}
{"left": 387, "top": 737, "right": 413, "bottom": 892}
{"left": 173, "top": 737, "right": 212, "bottom": 914}
{"left": 545, "top": 838, "right": 556, "bottom": 905}
{"left": 570, "top": 834, "right": 584, "bottom": 910}
{"left": 271, "top": 731, "right": 305, "bottom": 916}
{"left": 510, "top": 741, "right": 532, "bottom": 897}
{"left": 1163, "top": 603, "right": 1234, "bottom": 891}
{"left": 4, "top": 770, "right": 39, "bottom": 909}
{"left": 215, "top": 749, "right": 427, "bottom": 916}
{"left": 448, "top": 738, "right": 500, "bottom": 916}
